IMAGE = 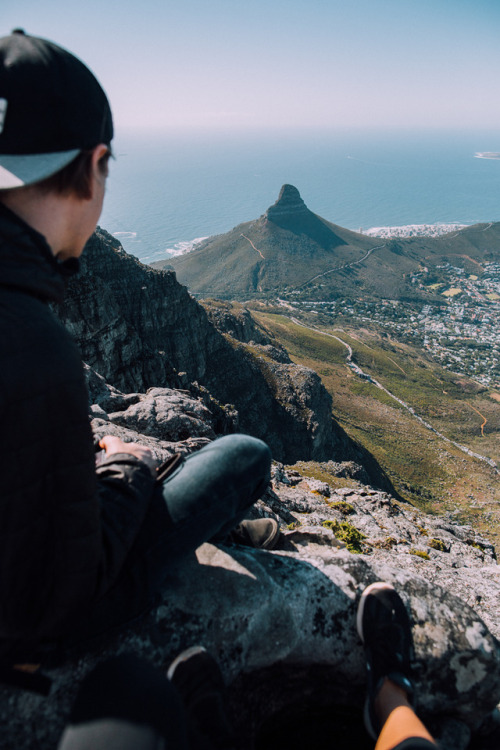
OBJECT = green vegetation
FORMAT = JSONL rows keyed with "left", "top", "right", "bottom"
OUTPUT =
{"left": 322, "top": 519, "right": 366, "bottom": 553}
{"left": 471, "top": 541, "right": 486, "bottom": 552}
{"left": 409, "top": 549, "right": 430, "bottom": 560}
{"left": 253, "top": 310, "right": 500, "bottom": 547}
{"left": 428, "top": 538, "right": 447, "bottom": 552}
{"left": 329, "top": 501, "right": 355, "bottom": 515}
{"left": 288, "top": 461, "right": 361, "bottom": 490}
{"left": 416, "top": 525, "right": 429, "bottom": 536}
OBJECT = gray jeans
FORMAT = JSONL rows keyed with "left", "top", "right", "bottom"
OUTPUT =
{"left": 58, "top": 719, "right": 165, "bottom": 750}
{"left": 66, "top": 434, "right": 272, "bottom": 645}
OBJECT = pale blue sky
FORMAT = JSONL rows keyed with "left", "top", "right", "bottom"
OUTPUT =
{"left": 3, "top": 0, "right": 500, "bottom": 132}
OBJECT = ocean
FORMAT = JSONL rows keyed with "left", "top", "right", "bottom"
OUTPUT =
{"left": 99, "top": 129, "right": 500, "bottom": 264}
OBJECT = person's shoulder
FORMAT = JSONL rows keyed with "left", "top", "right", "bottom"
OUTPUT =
{"left": 0, "top": 287, "right": 81, "bottom": 365}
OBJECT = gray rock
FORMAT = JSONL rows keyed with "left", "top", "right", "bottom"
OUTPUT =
{"left": 107, "top": 387, "right": 217, "bottom": 442}
{"left": 1, "top": 541, "right": 498, "bottom": 749}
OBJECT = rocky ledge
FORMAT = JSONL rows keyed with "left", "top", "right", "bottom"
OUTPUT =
{"left": 2, "top": 379, "right": 499, "bottom": 750}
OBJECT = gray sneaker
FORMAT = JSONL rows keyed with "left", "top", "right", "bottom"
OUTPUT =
{"left": 228, "top": 518, "right": 281, "bottom": 550}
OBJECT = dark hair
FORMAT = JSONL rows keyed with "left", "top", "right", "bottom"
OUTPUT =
{"left": 36, "top": 147, "right": 111, "bottom": 199}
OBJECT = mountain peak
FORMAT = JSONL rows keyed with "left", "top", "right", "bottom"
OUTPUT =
{"left": 266, "top": 184, "right": 309, "bottom": 219}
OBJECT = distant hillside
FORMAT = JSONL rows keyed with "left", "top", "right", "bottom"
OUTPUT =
{"left": 245, "top": 307, "right": 500, "bottom": 546}
{"left": 157, "top": 185, "right": 375, "bottom": 297}
{"left": 157, "top": 185, "right": 500, "bottom": 301}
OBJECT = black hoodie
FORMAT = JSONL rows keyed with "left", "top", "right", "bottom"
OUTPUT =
{"left": 0, "top": 203, "right": 156, "bottom": 659}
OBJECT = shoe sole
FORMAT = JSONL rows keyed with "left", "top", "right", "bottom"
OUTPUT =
{"left": 167, "top": 645, "right": 208, "bottom": 682}
{"left": 356, "top": 581, "right": 396, "bottom": 644}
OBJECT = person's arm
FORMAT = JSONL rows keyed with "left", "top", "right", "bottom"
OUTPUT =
{"left": 98, "top": 435, "right": 157, "bottom": 473}
{"left": 92, "top": 436, "right": 158, "bottom": 596}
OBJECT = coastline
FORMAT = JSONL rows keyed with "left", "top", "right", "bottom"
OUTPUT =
{"left": 134, "top": 223, "right": 473, "bottom": 262}
{"left": 362, "top": 223, "right": 468, "bottom": 239}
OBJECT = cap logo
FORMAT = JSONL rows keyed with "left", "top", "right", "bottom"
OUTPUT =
{"left": 0, "top": 99, "right": 7, "bottom": 134}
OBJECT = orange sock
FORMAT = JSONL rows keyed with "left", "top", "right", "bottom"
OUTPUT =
{"left": 375, "top": 706, "right": 435, "bottom": 750}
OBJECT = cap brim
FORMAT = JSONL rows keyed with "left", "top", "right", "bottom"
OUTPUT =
{"left": 0, "top": 149, "right": 81, "bottom": 189}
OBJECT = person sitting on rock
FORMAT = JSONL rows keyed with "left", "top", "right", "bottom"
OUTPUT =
{"left": 55, "top": 582, "right": 435, "bottom": 750}
{"left": 0, "top": 29, "right": 278, "bottom": 671}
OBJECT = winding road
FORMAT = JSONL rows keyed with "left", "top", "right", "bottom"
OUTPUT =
{"left": 448, "top": 222, "right": 493, "bottom": 240}
{"left": 289, "top": 316, "right": 499, "bottom": 475}
{"left": 294, "top": 243, "right": 386, "bottom": 290}
{"left": 466, "top": 404, "right": 488, "bottom": 438}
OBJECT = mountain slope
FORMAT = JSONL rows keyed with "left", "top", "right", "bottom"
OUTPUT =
{"left": 162, "top": 185, "right": 500, "bottom": 301}
{"left": 161, "top": 185, "right": 375, "bottom": 297}
{"left": 249, "top": 308, "right": 500, "bottom": 545}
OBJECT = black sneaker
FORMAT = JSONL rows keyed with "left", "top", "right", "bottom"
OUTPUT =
{"left": 356, "top": 582, "right": 416, "bottom": 740}
{"left": 227, "top": 518, "right": 281, "bottom": 550}
{"left": 167, "top": 646, "right": 233, "bottom": 749}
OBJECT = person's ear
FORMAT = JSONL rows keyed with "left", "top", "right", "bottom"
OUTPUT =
{"left": 90, "top": 143, "right": 110, "bottom": 192}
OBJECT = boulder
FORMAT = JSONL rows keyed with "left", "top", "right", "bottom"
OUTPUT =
{"left": 1, "top": 538, "right": 499, "bottom": 750}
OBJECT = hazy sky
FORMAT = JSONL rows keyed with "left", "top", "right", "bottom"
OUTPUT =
{"left": 4, "top": 0, "right": 500, "bottom": 132}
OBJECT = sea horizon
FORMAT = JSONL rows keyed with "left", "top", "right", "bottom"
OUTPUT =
{"left": 99, "top": 128, "right": 500, "bottom": 263}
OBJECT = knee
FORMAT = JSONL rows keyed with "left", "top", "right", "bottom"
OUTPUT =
{"left": 243, "top": 435, "right": 272, "bottom": 479}
{"left": 215, "top": 434, "right": 271, "bottom": 480}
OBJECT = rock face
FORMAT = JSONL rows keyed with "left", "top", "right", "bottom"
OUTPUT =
{"left": 55, "top": 231, "right": 208, "bottom": 394}
{"left": 53, "top": 229, "right": 393, "bottom": 487}
{"left": 265, "top": 184, "right": 310, "bottom": 220}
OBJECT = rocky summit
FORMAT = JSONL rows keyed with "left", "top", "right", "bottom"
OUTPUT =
{"left": 265, "top": 184, "right": 348, "bottom": 250}
{"left": 265, "top": 184, "right": 310, "bottom": 220}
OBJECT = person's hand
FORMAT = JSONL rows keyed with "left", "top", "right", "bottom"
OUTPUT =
{"left": 99, "top": 435, "right": 158, "bottom": 475}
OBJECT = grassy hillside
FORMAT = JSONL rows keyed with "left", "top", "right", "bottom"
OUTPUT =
{"left": 165, "top": 215, "right": 374, "bottom": 298}
{"left": 252, "top": 310, "right": 500, "bottom": 545}
{"left": 163, "top": 185, "right": 500, "bottom": 301}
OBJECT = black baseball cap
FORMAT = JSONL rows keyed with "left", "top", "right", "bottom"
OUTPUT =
{"left": 0, "top": 29, "right": 113, "bottom": 189}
